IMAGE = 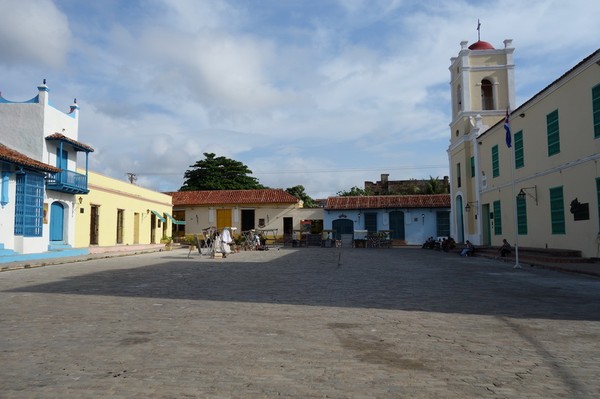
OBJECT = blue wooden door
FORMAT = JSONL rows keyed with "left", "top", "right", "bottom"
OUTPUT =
{"left": 389, "top": 211, "right": 405, "bottom": 240}
{"left": 56, "top": 149, "right": 68, "bottom": 169}
{"left": 50, "top": 202, "right": 64, "bottom": 242}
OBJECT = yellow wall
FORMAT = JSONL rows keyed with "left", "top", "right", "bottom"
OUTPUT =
{"left": 75, "top": 170, "right": 173, "bottom": 248}
{"left": 476, "top": 56, "right": 600, "bottom": 256}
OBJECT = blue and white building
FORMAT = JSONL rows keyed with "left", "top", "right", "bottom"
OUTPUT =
{"left": 0, "top": 81, "right": 93, "bottom": 262}
{"left": 324, "top": 194, "right": 451, "bottom": 245}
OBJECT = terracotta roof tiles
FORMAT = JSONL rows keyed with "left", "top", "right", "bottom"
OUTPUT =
{"left": 0, "top": 143, "right": 60, "bottom": 173}
{"left": 325, "top": 194, "right": 450, "bottom": 210}
{"left": 169, "top": 189, "right": 300, "bottom": 206}
{"left": 46, "top": 133, "right": 94, "bottom": 152}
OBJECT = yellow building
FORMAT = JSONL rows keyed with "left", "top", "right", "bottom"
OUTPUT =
{"left": 449, "top": 39, "right": 600, "bottom": 258}
{"left": 75, "top": 170, "right": 177, "bottom": 252}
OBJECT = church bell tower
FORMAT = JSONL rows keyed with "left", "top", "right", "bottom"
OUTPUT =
{"left": 447, "top": 32, "right": 515, "bottom": 244}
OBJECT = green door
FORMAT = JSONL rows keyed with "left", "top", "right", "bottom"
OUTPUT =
{"left": 389, "top": 211, "right": 405, "bottom": 240}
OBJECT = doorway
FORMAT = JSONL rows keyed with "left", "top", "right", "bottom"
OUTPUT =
{"left": 241, "top": 209, "right": 255, "bottom": 231}
{"left": 49, "top": 201, "right": 64, "bottom": 242}
{"left": 332, "top": 219, "right": 354, "bottom": 240}
{"left": 455, "top": 195, "right": 464, "bottom": 243}
{"left": 133, "top": 212, "right": 140, "bottom": 244}
{"left": 90, "top": 205, "right": 99, "bottom": 245}
{"left": 389, "top": 211, "right": 405, "bottom": 240}
{"left": 482, "top": 203, "right": 491, "bottom": 245}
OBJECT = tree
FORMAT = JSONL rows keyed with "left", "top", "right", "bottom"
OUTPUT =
{"left": 286, "top": 185, "right": 316, "bottom": 208}
{"left": 424, "top": 176, "right": 448, "bottom": 194}
{"left": 180, "top": 153, "right": 265, "bottom": 191}
{"left": 336, "top": 186, "right": 370, "bottom": 196}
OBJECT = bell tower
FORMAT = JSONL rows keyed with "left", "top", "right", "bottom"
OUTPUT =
{"left": 447, "top": 35, "right": 515, "bottom": 244}
{"left": 449, "top": 38, "right": 515, "bottom": 143}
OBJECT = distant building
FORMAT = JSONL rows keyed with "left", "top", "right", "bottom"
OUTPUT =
{"left": 324, "top": 194, "right": 451, "bottom": 245}
{"left": 365, "top": 174, "right": 449, "bottom": 195}
{"left": 169, "top": 189, "right": 323, "bottom": 240}
{"left": 448, "top": 38, "right": 600, "bottom": 258}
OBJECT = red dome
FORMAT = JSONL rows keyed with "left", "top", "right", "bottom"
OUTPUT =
{"left": 468, "top": 40, "right": 495, "bottom": 50}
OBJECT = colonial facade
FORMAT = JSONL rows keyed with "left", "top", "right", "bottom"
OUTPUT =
{"left": 448, "top": 39, "right": 600, "bottom": 258}
{"left": 0, "top": 82, "right": 93, "bottom": 262}
{"left": 324, "top": 194, "right": 451, "bottom": 245}
{"left": 169, "top": 189, "right": 321, "bottom": 239}
{"left": 75, "top": 170, "right": 175, "bottom": 252}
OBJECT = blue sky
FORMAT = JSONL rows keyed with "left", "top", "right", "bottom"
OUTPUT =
{"left": 1, "top": 0, "right": 598, "bottom": 198}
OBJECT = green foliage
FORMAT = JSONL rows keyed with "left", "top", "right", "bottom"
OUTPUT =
{"left": 424, "top": 176, "right": 448, "bottom": 194}
{"left": 286, "top": 185, "right": 317, "bottom": 207}
{"left": 180, "top": 153, "right": 265, "bottom": 191}
{"left": 336, "top": 186, "right": 370, "bottom": 196}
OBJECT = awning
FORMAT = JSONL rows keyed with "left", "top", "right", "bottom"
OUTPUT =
{"left": 151, "top": 210, "right": 166, "bottom": 223}
{"left": 165, "top": 212, "right": 185, "bottom": 225}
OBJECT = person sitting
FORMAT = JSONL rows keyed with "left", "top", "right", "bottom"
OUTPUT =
{"left": 442, "top": 237, "right": 456, "bottom": 252}
{"left": 460, "top": 240, "right": 474, "bottom": 256}
{"left": 498, "top": 239, "right": 512, "bottom": 257}
{"left": 422, "top": 236, "right": 435, "bottom": 249}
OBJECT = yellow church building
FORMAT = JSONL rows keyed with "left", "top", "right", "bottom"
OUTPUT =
{"left": 448, "top": 38, "right": 600, "bottom": 258}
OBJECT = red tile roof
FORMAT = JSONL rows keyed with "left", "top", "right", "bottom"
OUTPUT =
{"left": 46, "top": 133, "right": 95, "bottom": 152}
{"left": 325, "top": 194, "right": 450, "bottom": 210}
{"left": 169, "top": 189, "right": 300, "bottom": 206}
{"left": 0, "top": 143, "right": 60, "bottom": 173}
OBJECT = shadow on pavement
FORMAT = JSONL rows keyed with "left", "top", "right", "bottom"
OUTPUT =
{"left": 5, "top": 248, "right": 600, "bottom": 322}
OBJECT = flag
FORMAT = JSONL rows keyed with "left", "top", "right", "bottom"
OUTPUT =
{"left": 504, "top": 109, "right": 512, "bottom": 148}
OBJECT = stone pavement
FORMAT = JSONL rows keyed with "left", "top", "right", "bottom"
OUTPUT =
{"left": 1, "top": 247, "right": 599, "bottom": 398}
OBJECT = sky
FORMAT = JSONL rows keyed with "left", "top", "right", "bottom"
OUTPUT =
{"left": 0, "top": 0, "right": 598, "bottom": 199}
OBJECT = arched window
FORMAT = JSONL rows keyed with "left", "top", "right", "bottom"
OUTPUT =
{"left": 481, "top": 79, "right": 494, "bottom": 110}
{"left": 456, "top": 85, "right": 462, "bottom": 111}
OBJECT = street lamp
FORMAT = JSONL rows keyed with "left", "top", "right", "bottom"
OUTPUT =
{"left": 464, "top": 201, "right": 478, "bottom": 212}
{"left": 517, "top": 186, "right": 538, "bottom": 205}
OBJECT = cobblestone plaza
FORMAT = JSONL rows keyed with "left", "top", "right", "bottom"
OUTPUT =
{"left": 1, "top": 248, "right": 599, "bottom": 398}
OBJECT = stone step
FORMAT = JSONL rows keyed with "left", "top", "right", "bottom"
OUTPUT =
{"left": 48, "top": 243, "right": 73, "bottom": 251}
{"left": 0, "top": 248, "right": 16, "bottom": 257}
{"left": 474, "top": 247, "right": 592, "bottom": 264}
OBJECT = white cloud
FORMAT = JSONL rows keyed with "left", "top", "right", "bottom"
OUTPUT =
{"left": 0, "top": 0, "right": 71, "bottom": 67}
{"left": 8, "top": 0, "right": 598, "bottom": 198}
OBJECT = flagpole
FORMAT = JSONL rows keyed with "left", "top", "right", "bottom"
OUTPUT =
{"left": 510, "top": 149, "right": 521, "bottom": 269}
{"left": 506, "top": 109, "right": 521, "bottom": 269}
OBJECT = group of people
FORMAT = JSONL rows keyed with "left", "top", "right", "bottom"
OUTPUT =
{"left": 421, "top": 236, "right": 456, "bottom": 252}
{"left": 459, "top": 238, "right": 512, "bottom": 257}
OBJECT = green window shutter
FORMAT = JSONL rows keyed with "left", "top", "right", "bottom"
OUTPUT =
{"left": 493, "top": 200, "right": 502, "bottom": 235}
{"left": 549, "top": 186, "right": 565, "bottom": 234}
{"left": 436, "top": 211, "right": 450, "bottom": 237}
{"left": 470, "top": 156, "right": 475, "bottom": 177}
{"left": 516, "top": 196, "right": 527, "bottom": 235}
{"left": 492, "top": 145, "right": 499, "bottom": 178}
{"left": 547, "top": 110, "right": 560, "bottom": 156}
{"left": 456, "top": 163, "right": 461, "bottom": 188}
{"left": 514, "top": 130, "right": 524, "bottom": 169}
{"left": 593, "top": 84, "right": 600, "bottom": 139}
